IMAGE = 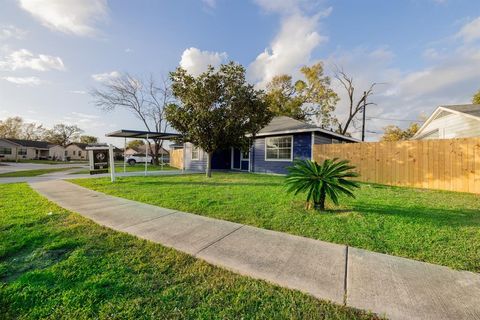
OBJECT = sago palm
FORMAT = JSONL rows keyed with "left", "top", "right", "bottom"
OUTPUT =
{"left": 285, "top": 158, "right": 360, "bottom": 211}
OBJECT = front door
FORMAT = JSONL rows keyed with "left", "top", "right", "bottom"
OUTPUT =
{"left": 231, "top": 148, "right": 241, "bottom": 170}
{"left": 231, "top": 148, "right": 249, "bottom": 171}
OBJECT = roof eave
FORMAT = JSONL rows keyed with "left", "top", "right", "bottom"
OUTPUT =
{"left": 252, "top": 128, "right": 359, "bottom": 142}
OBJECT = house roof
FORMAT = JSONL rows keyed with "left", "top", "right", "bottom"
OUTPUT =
{"left": 105, "top": 129, "right": 181, "bottom": 140}
{"left": 255, "top": 116, "right": 359, "bottom": 142}
{"left": 128, "top": 145, "right": 169, "bottom": 155}
{"left": 442, "top": 104, "right": 480, "bottom": 118}
{"left": 413, "top": 104, "right": 480, "bottom": 139}
{"left": 66, "top": 142, "right": 89, "bottom": 150}
{"left": 4, "top": 139, "right": 51, "bottom": 149}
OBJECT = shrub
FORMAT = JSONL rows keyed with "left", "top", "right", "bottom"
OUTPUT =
{"left": 285, "top": 158, "right": 360, "bottom": 211}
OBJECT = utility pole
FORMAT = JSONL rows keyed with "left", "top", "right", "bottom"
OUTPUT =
{"left": 361, "top": 91, "right": 367, "bottom": 142}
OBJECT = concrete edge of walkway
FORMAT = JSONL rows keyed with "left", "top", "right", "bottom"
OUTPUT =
{"left": 28, "top": 179, "right": 480, "bottom": 320}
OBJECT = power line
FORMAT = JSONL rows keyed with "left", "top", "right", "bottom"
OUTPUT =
{"left": 366, "top": 117, "right": 424, "bottom": 123}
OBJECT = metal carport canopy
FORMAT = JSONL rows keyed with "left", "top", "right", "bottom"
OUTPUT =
{"left": 105, "top": 129, "right": 184, "bottom": 176}
{"left": 105, "top": 129, "right": 182, "bottom": 140}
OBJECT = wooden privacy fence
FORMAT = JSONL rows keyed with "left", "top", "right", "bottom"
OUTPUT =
{"left": 170, "top": 149, "right": 183, "bottom": 169}
{"left": 313, "top": 138, "right": 480, "bottom": 194}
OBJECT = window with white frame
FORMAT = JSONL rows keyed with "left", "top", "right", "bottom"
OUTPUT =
{"left": 17, "top": 148, "right": 27, "bottom": 155}
{"left": 0, "top": 147, "right": 12, "bottom": 155}
{"left": 265, "top": 136, "right": 292, "bottom": 161}
{"left": 241, "top": 150, "right": 249, "bottom": 160}
{"left": 191, "top": 146, "right": 200, "bottom": 160}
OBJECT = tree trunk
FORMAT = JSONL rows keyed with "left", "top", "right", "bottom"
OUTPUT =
{"left": 153, "top": 141, "right": 160, "bottom": 165}
{"left": 314, "top": 191, "right": 326, "bottom": 211}
{"left": 206, "top": 152, "right": 213, "bottom": 178}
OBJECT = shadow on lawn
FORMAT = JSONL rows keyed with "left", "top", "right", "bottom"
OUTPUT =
{"left": 127, "top": 180, "right": 282, "bottom": 188}
{"left": 349, "top": 203, "right": 480, "bottom": 227}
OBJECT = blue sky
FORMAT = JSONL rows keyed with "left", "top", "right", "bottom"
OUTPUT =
{"left": 1, "top": 0, "right": 480, "bottom": 143}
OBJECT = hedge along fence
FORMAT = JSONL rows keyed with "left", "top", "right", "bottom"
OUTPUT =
{"left": 313, "top": 138, "right": 480, "bottom": 194}
{"left": 170, "top": 148, "right": 184, "bottom": 169}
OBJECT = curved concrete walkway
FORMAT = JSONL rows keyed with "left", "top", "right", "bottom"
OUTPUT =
{"left": 29, "top": 180, "right": 480, "bottom": 320}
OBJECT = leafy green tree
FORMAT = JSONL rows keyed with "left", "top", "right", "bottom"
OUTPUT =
{"left": 79, "top": 135, "right": 98, "bottom": 144}
{"left": 473, "top": 89, "right": 480, "bottom": 104}
{"left": 265, "top": 75, "right": 306, "bottom": 120}
{"left": 167, "top": 62, "right": 272, "bottom": 177}
{"left": 381, "top": 123, "right": 420, "bottom": 142}
{"left": 126, "top": 139, "right": 145, "bottom": 149}
{"left": 265, "top": 63, "right": 339, "bottom": 129}
{"left": 285, "top": 159, "right": 359, "bottom": 211}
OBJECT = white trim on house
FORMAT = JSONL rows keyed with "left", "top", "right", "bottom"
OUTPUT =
{"left": 413, "top": 106, "right": 480, "bottom": 139}
{"left": 191, "top": 145, "right": 200, "bottom": 160}
{"left": 264, "top": 135, "right": 293, "bottom": 162}
{"left": 252, "top": 128, "right": 359, "bottom": 142}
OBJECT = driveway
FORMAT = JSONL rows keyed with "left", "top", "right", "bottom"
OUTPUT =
{"left": 0, "top": 162, "right": 88, "bottom": 174}
{"left": 0, "top": 169, "right": 190, "bottom": 184}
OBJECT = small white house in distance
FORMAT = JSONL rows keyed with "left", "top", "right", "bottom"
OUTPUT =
{"left": 0, "top": 138, "right": 65, "bottom": 160}
{"left": 65, "top": 143, "right": 89, "bottom": 160}
{"left": 413, "top": 104, "right": 480, "bottom": 140}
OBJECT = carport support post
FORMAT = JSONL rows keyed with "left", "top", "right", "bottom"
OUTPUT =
{"left": 145, "top": 133, "right": 149, "bottom": 176}
{"left": 182, "top": 142, "right": 186, "bottom": 174}
{"left": 123, "top": 137, "right": 126, "bottom": 173}
{"left": 109, "top": 144, "right": 115, "bottom": 182}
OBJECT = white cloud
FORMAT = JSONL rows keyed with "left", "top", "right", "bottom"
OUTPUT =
{"left": 248, "top": 12, "right": 327, "bottom": 87}
{"left": 70, "top": 90, "right": 87, "bottom": 94}
{"left": 179, "top": 47, "right": 228, "bottom": 76}
{"left": 368, "top": 47, "right": 394, "bottom": 62}
{"left": 91, "top": 71, "right": 121, "bottom": 82}
{"left": 202, "top": 0, "right": 216, "bottom": 8}
{"left": 18, "top": 0, "right": 108, "bottom": 36}
{"left": 393, "top": 50, "right": 480, "bottom": 99}
{"left": 457, "top": 17, "right": 480, "bottom": 43}
{"left": 326, "top": 40, "right": 480, "bottom": 140}
{"left": 71, "top": 111, "right": 100, "bottom": 119}
{"left": 0, "top": 25, "right": 26, "bottom": 40}
{"left": 1, "top": 76, "right": 43, "bottom": 86}
{"left": 0, "top": 49, "right": 65, "bottom": 71}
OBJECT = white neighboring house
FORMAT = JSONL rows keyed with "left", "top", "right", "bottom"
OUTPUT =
{"left": 412, "top": 104, "right": 480, "bottom": 140}
{"left": 0, "top": 138, "right": 65, "bottom": 160}
{"left": 65, "top": 143, "right": 89, "bottom": 160}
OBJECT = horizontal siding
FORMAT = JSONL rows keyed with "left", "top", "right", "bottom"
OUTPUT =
{"left": 184, "top": 142, "right": 207, "bottom": 172}
{"left": 314, "top": 132, "right": 332, "bottom": 144}
{"left": 252, "top": 133, "right": 311, "bottom": 174}
{"left": 420, "top": 113, "right": 480, "bottom": 139}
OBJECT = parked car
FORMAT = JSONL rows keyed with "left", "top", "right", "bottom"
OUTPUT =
{"left": 125, "top": 154, "right": 153, "bottom": 165}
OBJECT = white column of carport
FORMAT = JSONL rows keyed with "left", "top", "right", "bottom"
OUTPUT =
{"left": 109, "top": 144, "right": 115, "bottom": 182}
{"left": 182, "top": 142, "right": 186, "bottom": 174}
{"left": 144, "top": 133, "right": 149, "bottom": 176}
{"left": 123, "top": 137, "right": 126, "bottom": 173}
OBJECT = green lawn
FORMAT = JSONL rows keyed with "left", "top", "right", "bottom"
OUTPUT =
{"left": 71, "top": 162, "right": 177, "bottom": 175}
{"left": 0, "top": 167, "right": 81, "bottom": 177}
{"left": 0, "top": 183, "right": 376, "bottom": 320}
{"left": 73, "top": 173, "right": 480, "bottom": 272}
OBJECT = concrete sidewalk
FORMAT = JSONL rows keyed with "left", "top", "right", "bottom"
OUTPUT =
{"left": 29, "top": 180, "right": 480, "bottom": 320}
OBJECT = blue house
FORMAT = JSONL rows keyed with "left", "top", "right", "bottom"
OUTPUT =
{"left": 182, "top": 116, "right": 358, "bottom": 175}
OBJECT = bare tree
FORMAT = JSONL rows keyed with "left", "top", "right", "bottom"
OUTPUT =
{"left": 334, "top": 67, "right": 378, "bottom": 135}
{"left": 90, "top": 73, "right": 173, "bottom": 165}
